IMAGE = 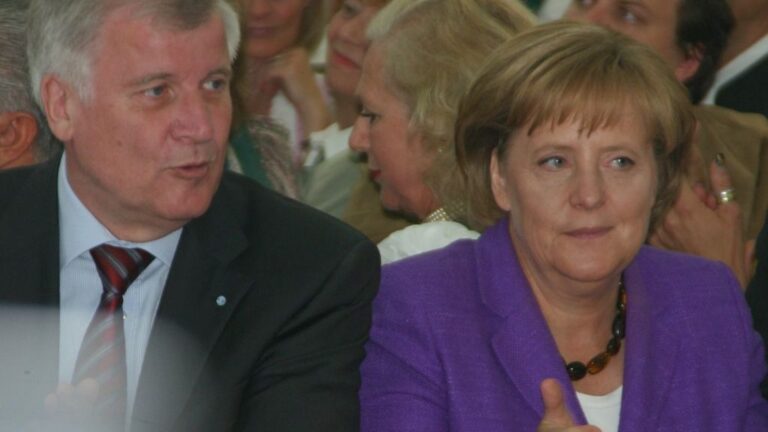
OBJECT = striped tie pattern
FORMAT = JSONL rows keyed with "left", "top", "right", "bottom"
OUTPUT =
{"left": 73, "top": 244, "right": 154, "bottom": 423}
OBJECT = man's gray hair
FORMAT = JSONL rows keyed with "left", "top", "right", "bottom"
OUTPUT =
{"left": 27, "top": 0, "right": 241, "bottom": 107}
{"left": 0, "top": 0, "right": 57, "bottom": 161}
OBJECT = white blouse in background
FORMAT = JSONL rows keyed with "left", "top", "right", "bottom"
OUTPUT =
{"left": 378, "top": 221, "right": 480, "bottom": 264}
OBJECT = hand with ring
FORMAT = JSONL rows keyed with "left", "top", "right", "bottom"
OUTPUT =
{"left": 718, "top": 187, "right": 736, "bottom": 205}
{"left": 650, "top": 153, "right": 754, "bottom": 288}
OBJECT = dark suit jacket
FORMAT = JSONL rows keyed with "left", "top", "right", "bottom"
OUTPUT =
{"left": 0, "top": 156, "right": 380, "bottom": 431}
{"left": 715, "top": 53, "right": 768, "bottom": 119}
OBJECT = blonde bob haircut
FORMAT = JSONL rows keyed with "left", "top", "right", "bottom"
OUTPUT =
{"left": 366, "top": 0, "right": 535, "bottom": 222}
{"left": 456, "top": 21, "right": 694, "bottom": 231}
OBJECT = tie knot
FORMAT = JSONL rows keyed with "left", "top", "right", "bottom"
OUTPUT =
{"left": 90, "top": 244, "right": 154, "bottom": 296}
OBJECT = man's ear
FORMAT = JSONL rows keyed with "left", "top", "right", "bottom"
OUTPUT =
{"left": 0, "top": 112, "right": 39, "bottom": 168}
{"left": 675, "top": 44, "right": 703, "bottom": 83}
{"left": 490, "top": 148, "right": 512, "bottom": 212}
{"left": 40, "top": 74, "right": 77, "bottom": 142}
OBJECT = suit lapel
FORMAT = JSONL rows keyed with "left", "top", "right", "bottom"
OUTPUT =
{"left": 0, "top": 158, "right": 61, "bottom": 422}
{"left": 479, "top": 221, "right": 588, "bottom": 425}
{"left": 618, "top": 252, "right": 681, "bottom": 431}
{"left": 131, "top": 179, "right": 254, "bottom": 431}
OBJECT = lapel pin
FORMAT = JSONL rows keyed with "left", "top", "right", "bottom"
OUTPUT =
{"left": 216, "top": 295, "right": 227, "bottom": 307}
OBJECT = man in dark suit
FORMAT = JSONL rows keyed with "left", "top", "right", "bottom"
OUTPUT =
{"left": 703, "top": 0, "right": 768, "bottom": 117}
{"left": 0, "top": 0, "right": 379, "bottom": 431}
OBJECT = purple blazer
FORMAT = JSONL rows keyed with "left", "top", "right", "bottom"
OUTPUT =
{"left": 361, "top": 219, "right": 768, "bottom": 431}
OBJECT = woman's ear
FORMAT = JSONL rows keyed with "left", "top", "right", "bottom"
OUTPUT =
{"left": 490, "top": 148, "right": 512, "bottom": 211}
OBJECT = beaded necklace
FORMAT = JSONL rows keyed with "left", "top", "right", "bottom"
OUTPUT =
{"left": 564, "top": 278, "right": 627, "bottom": 381}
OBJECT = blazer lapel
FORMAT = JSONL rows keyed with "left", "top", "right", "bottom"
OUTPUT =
{"left": 479, "top": 221, "right": 588, "bottom": 425}
{"left": 131, "top": 182, "right": 254, "bottom": 431}
{"left": 618, "top": 251, "right": 681, "bottom": 431}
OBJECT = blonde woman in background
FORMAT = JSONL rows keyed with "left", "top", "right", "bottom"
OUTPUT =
{"left": 348, "top": 0, "right": 535, "bottom": 263}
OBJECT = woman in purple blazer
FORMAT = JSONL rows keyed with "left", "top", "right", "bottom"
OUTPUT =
{"left": 360, "top": 21, "right": 768, "bottom": 432}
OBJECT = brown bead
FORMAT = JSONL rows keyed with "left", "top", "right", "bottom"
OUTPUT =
{"left": 587, "top": 352, "right": 611, "bottom": 375}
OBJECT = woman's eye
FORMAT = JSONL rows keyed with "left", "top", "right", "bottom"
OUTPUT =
{"left": 341, "top": 1, "right": 359, "bottom": 16}
{"left": 610, "top": 156, "right": 635, "bottom": 169}
{"left": 359, "top": 107, "right": 379, "bottom": 124}
{"left": 540, "top": 156, "right": 566, "bottom": 170}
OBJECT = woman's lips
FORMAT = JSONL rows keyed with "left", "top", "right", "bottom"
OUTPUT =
{"left": 565, "top": 226, "right": 611, "bottom": 239}
{"left": 247, "top": 26, "right": 274, "bottom": 38}
{"left": 369, "top": 169, "right": 381, "bottom": 182}
{"left": 330, "top": 50, "right": 360, "bottom": 69}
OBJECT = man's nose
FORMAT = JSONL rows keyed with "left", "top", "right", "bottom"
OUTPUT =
{"left": 170, "top": 95, "right": 215, "bottom": 143}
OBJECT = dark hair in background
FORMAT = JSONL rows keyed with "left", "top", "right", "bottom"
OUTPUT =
{"left": 676, "top": 0, "right": 733, "bottom": 103}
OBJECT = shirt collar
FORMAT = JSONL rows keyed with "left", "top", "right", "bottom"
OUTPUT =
{"left": 58, "top": 152, "right": 182, "bottom": 270}
{"left": 703, "top": 33, "right": 768, "bottom": 104}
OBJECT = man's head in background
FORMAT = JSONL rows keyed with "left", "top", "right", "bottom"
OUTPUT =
{"left": 0, "top": 0, "right": 56, "bottom": 169}
{"left": 565, "top": 0, "right": 734, "bottom": 103}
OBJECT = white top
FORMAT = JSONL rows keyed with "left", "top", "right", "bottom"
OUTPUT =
{"left": 538, "top": 0, "right": 570, "bottom": 22}
{"left": 58, "top": 153, "right": 181, "bottom": 421}
{"left": 702, "top": 33, "right": 768, "bottom": 105}
{"left": 378, "top": 221, "right": 480, "bottom": 264}
{"left": 270, "top": 73, "right": 332, "bottom": 159}
{"left": 303, "top": 123, "right": 352, "bottom": 168}
{"left": 576, "top": 386, "right": 623, "bottom": 432}
{"left": 270, "top": 91, "right": 303, "bottom": 155}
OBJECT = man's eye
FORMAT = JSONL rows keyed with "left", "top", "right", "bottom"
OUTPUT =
{"left": 144, "top": 85, "right": 167, "bottom": 98}
{"left": 619, "top": 8, "right": 639, "bottom": 24}
{"left": 621, "top": 10, "right": 638, "bottom": 24}
{"left": 203, "top": 78, "right": 228, "bottom": 91}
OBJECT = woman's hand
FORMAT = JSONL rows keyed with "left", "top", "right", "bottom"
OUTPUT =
{"left": 650, "top": 156, "right": 755, "bottom": 288}
{"left": 257, "top": 47, "right": 333, "bottom": 135}
{"left": 538, "top": 379, "right": 601, "bottom": 432}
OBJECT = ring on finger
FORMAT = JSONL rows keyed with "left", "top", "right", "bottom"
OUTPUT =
{"left": 717, "top": 188, "right": 736, "bottom": 204}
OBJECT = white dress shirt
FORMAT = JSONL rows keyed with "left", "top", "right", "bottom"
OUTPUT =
{"left": 57, "top": 153, "right": 182, "bottom": 420}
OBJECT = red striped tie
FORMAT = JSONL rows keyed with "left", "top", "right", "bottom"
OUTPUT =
{"left": 73, "top": 244, "right": 154, "bottom": 424}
